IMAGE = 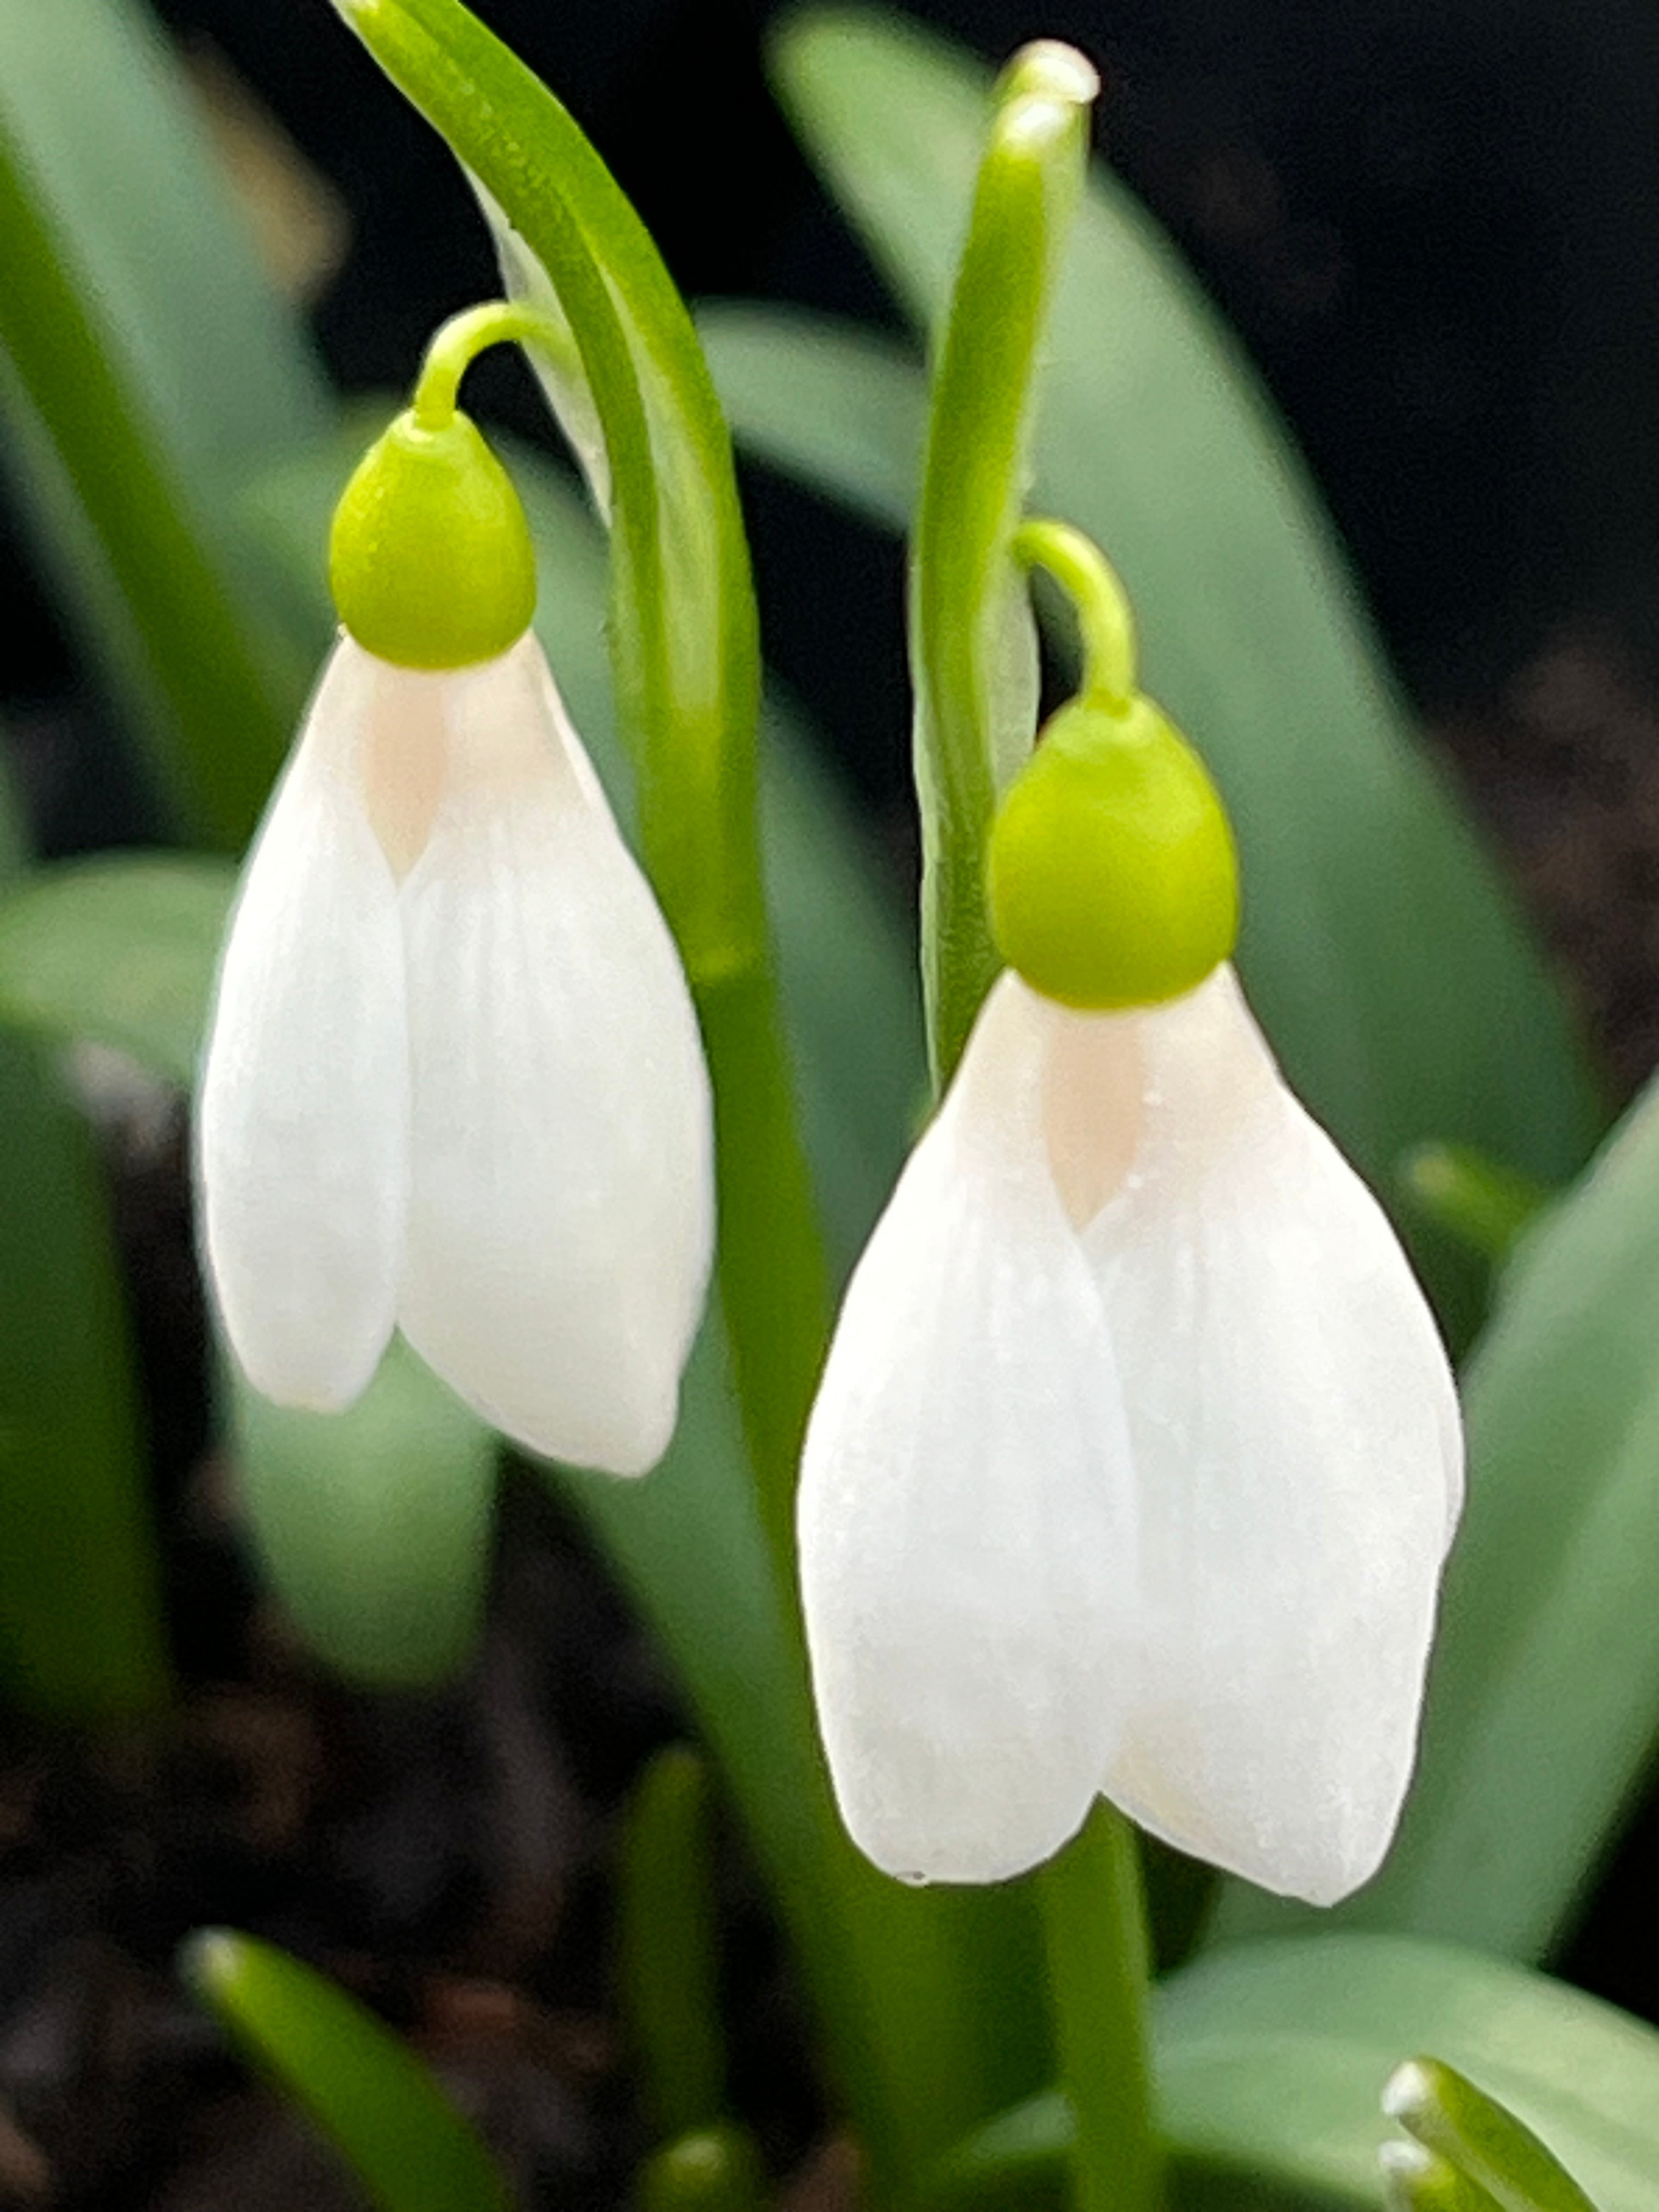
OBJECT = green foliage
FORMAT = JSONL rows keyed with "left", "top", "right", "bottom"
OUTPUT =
{"left": 231, "top": 1344, "right": 498, "bottom": 1689}
{"left": 619, "top": 1747, "right": 728, "bottom": 2141}
{"left": 1384, "top": 2057, "right": 1600, "bottom": 2212}
{"left": 0, "top": 0, "right": 322, "bottom": 842}
{"left": 903, "top": 37, "right": 1092, "bottom": 1084}
{"left": 0, "top": 855, "right": 235, "bottom": 1087}
{"left": 183, "top": 1928, "right": 513, "bottom": 2212}
{"left": 753, "top": 8, "right": 1601, "bottom": 1208}
{"left": 0, "top": 1034, "right": 168, "bottom": 1718}
{"left": 938, "top": 1937, "right": 1659, "bottom": 2211}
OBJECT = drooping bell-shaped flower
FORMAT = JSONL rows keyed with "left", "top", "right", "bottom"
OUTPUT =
{"left": 798, "top": 609, "right": 1464, "bottom": 1904}
{"left": 198, "top": 309, "right": 713, "bottom": 1476}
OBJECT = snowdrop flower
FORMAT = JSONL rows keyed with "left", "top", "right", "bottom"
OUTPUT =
{"left": 198, "top": 306, "right": 713, "bottom": 1476}
{"left": 798, "top": 530, "right": 1463, "bottom": 1903}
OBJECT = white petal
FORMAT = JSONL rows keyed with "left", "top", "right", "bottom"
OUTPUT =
{"left": 197, "top": 637, "right": 408, "bottom": 1409}
{"left": 1071, "top": 964, "right": 1463, "bottom": 1904}
{"left": 394, "top": 635, "right": 713, "bottom": 1475}
{"left": 798, "top": 973, "right": 1134, "bottom": 1885}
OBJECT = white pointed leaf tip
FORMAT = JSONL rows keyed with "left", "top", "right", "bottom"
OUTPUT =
{"left": 799, "top": 964, "right": 1462, "bottom": 1901}
{"left": 395, "top": 635, "right": 714, "bottom": 1476}
{"left": 799, "top": 973, "right": 1135, "bottom": 1884}
{"left": 197, "top": 637, "right": 407, "bottom": 1410}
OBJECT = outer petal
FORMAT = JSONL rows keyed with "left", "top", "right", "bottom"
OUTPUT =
{"left": 1073, "top": 965, "right": 1464, "bottom": 1904}
{"left": 395, "top": 635, "right": 713, "bottom": 1476}
{"left": 196, "top": 637, "right": 408, "bottom": 1408}
{"left": 798, "top": 973, "right": 1134, "bottom": 1885}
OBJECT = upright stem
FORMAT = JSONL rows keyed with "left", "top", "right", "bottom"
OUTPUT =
{"left": 1037, "top": 1805, "right": 1163, "bottom": 2212}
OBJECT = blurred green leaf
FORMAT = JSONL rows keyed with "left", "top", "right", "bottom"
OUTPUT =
{"left": 183, "top": 1927, "right": 512, "bottom": 2212}
{"left": 0, "top": 855, "right": 235, "bottom": 1089}
{"left": 1384, "top": 2057, "right": 1601, "bottom": 2212}
{"left": 0, "top": 753, "right": 168, "bottom": 1722}
{"left": 698, "top": 304, "right": 921, "bottom": 537}
{"left": 939, "top": 1937, "right": 1659, "bottom": 2212}
{"left": 764, "top": 9, "right": 1600, "bottom": 1214}
{"left": 1217, "top": 1064, "right": 1659, "bottom": 1955}
{"left": 639, "top": 2127, "right": 770, "bottom": 2212}
{"left": 1398, "top": 1145, "right": 1552, "bottom": 1269}
{"left": 619, "top": 1746, "right": 728, "bottom": 2140}
{"left": 0, "top": 0, "right": 329, "bottom": 841}
{"left": 0, "top": 1035, "right": 169, "bottom": 1718}
{"left": 231, "top": 1341, "right": 498, "bottom": 1689}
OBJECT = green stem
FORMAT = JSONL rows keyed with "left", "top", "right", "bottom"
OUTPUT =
{"left": 1011, "top": 518, "right": 1138, "bottom": 708}
{"left": 0, "top": 112, "right": 291, "bottom": 847}
{"left": 410, "top": 298, "right": 573, "bottom": 428}
{"left": 331, "top": 0, "right": 830, "bottom": 1579}
{"left": 1037, "top": 1805, "right": 1162, "bottom": 2212}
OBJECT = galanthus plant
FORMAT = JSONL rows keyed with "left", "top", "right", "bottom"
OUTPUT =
{"left": 2, "top": 2, "right": 1659, "bottom": 2211}
{"left": 798, "top": 522, "right": 1464, "bottom": 1904}
{"left": 198, "top": 304, "right": 713, "bottom": 1472}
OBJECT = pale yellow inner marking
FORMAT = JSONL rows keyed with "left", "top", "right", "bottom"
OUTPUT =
{"left": 359, "top": 673, "right": 449, "bottom": 881}
{"left": 1042, "top": 1010, "right": 1146, "bottom": 1231}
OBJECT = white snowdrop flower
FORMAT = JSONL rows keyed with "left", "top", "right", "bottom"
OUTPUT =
{"left": 798, "top": 542, "right": 1464, "bottom": 1903}
{"left": 197, "top": 311, "right": 714, "bottom": 1476}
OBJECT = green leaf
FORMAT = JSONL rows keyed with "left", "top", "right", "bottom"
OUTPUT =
{"left": 0, "top": 1035, "right": 169, "bottom": 1719}
{"left": 1384, "top": 2057, "right": 1601, "bottom": 2212}
{"left": 639, "top": 2128, "right": 770, "bottom": 2212}
{"left": 939, "top": 1936, "right": 1659, "bottom": 2212}
{"left": 0, "top": 769, "right": 168, "bottom": 1723}
{"left": 1381, "top": 2144, "right": 1508, "bottom": 2212}
{"left": 1216, "top": 1064, "right": 1659, "bottom": 1956}
{"left": 1157, "top": 1939, "right": 1657, "bottom": 2212}
{"left": 230, "top": 1341, "right": 498, "bottom": 1689}
{"left": 766, "top": 9, "right": 1600, "bottom": 1202}
{"left": 1397, "top": 1146, "right": 1552, "bottom": 1269}
{"left": 183, "top": 1927, "right": 513, "bottom": 2212}
{"left": 698, "top": 303, "right": 921, "bottom": 536}
{"left": 0, "top": 855, "right": 235, "bottom": 1090}
{"left": 0, "top": 0, "right": 327, "bottom": 842}
{"left": 619, "top": 1746, "right": 728, "bottom": 2140}
{"left": 906, "top": 42, "right": 1093, "bottom": 1087}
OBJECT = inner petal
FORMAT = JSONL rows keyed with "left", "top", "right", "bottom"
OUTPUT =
{"left": 355, "top": 658, "right": 454, "bottom": 879}
{"left": 1042, "top": 1002, "right": 1146, "bottom": 1230}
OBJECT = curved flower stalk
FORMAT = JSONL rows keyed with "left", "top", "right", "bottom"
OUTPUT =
{"left": 198, "top": 305, "right": 713, "bottom": 1476}
{"left": 798, "top": 523, "right": 1464, "bottom": 1904}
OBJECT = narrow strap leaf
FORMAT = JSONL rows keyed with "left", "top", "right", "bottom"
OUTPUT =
{"left": 184, "top": 1928, "right": 515, "bottom": 2212}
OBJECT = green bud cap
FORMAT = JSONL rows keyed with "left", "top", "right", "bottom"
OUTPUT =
{"left": 989, "top": 691, "right": 1239, "bottom": 1009}
{"left": 328, "top": 406, "right": 535, "bottom": 668}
